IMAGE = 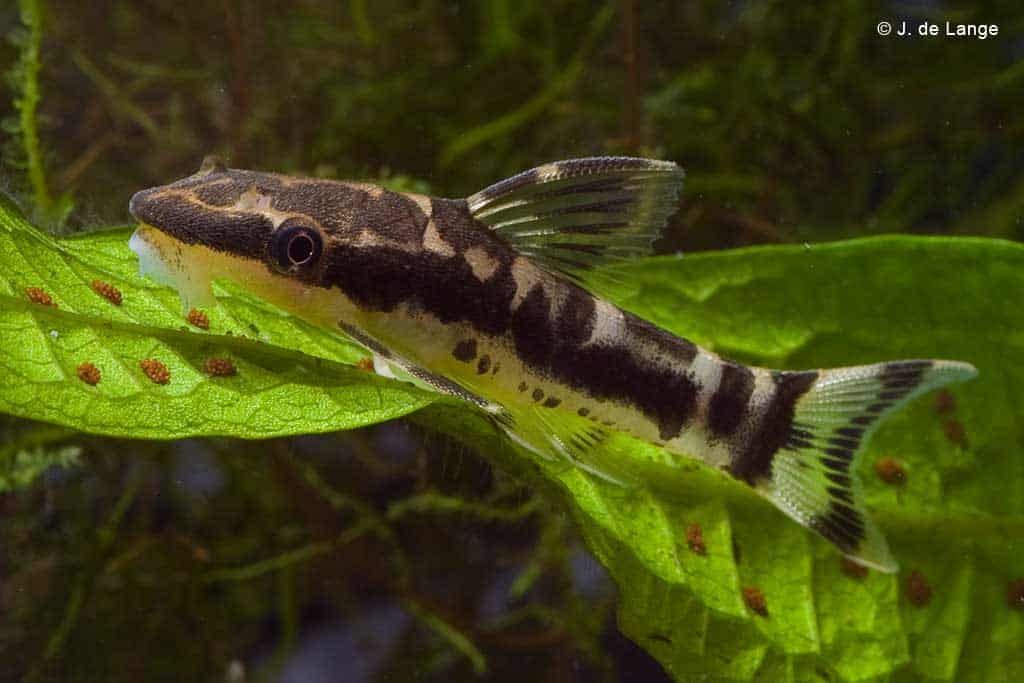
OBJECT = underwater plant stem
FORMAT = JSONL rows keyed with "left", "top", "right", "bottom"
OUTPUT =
{"left": 402, "top": 596, "right": 488, "bottom": 676}
{"left": 386, "top": 491, "right": 541, "bottom": 523}
{"left": 29, "top": 476, "right": 140, "bottom": 678}
{"left": 200, "top": 520, "right": 374, "bottom": 583}
{"left": 15, "top": 0, "right": 56, "bottom": 218}
{"left": 350, "top": 0, "right": 375, "bottom": 46}
{"left": 71, "top": 51, "right": 160, "bottom": 140}
{"left": 439, "top": 0, "right": 616, "bottom": 166}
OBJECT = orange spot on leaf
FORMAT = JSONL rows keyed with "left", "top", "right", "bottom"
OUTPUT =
{"left": 874, "top": 456, "right": 906, "bottom": 486}
{"left": 203, "top": 357, "right": 237, "bottom": 377}
{"left": 140, "top": 359, "right": 171, "bottom": 385}
{"left": 685, "top": 522, "right": 706, "bottom": 555}
{"left": 934, "top": 389, "right": 956, "bottom": 415}
{"left": 742, "top": 586, "right": 768, "bottom": 616}
{"left": 186, "top": 308, "right": 210, "bottom": 330}
{"left": 942, "top": 420, "right": 968, "bottom": 448}
{"left": 76, "top": 362, "right": 101, "bottom": 385}
{"left": 90, "top": 279, "right": 122, "bottom": 305}
{"left": 906, "top": 569, "right": 933, "bottom": 607}
{"left": 25, "top": 287, "right": 55, "bottom": 306}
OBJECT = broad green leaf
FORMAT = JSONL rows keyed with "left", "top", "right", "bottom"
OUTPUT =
{"left": 0, "top": 195, "right": 434, "bottom": 439}
{"left": 1, "top": 194, "right": 1022, "bottom": 681}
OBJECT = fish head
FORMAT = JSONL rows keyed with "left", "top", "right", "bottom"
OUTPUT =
{"left": 128, "top": 155, "right": 376, "bottom": 313}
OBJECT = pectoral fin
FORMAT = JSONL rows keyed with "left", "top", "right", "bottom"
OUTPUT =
{"left": 338, "top": 321, "right": 510, "bottom": 421}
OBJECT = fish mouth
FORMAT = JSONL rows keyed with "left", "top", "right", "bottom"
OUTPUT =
{"left": 129, "top": 224, "right": 218, "bottom": 311}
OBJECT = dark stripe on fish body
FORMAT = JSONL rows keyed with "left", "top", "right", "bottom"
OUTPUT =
{"left": 555, "top": 286, "right": 596, "bottom": 346}
{"left": 511, "top": 285, "right": 556, "bottom": 368}
{"left": 133, "top": 192, "right": 274, "bottom": 260}
{"left": 545, "top": 313, "right": 700, "bottom": 441}
{"left": 323, "top": 199, "right": 704, "bottom": 439}
{"left": 363, "top": 191, "right": 431, "bottom": 243}
{"left": 708, "top": 362, "right": 755, "bottom": 438}
{"left": 452, "top": 339, "right": 477, "bottom": 362}
{"left": 729, "top": 370, "right": 819, "bottom": 485}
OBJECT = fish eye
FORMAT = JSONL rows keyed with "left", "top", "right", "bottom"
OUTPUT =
{"left": 288, "top": 232, "right": 315, "bottom": 264}
{"left": 270, "top": 220, "right": 323, "bottom": 273}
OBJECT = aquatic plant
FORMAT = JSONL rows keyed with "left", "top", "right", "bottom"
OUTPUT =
{"left": 1, "top": 195, "right": 1020, "bottom": 680}
{"left": 3, "top": 0, "right": 72, "bottom": 228}
{"left": 2, "top": 1, "right": 1023, "bottom": 679}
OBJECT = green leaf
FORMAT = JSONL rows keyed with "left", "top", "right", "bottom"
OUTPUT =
{"left": 0, "top": 195, "right": 434, "bottom": 439}
{"left": 1, "top": 194, "right": 1022, "bottom": 681}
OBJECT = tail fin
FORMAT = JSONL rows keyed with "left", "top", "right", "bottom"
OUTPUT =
{"left": 762, "top": 360, "right": 977, "bottom": 572}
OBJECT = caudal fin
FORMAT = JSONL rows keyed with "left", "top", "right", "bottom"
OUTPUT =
{"left": 763, "top": 359, "right": 976, "bottom": 572}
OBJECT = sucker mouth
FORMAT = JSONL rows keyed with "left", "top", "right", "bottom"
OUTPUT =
{"left": 129, "top": 225, "right": 217, "bottom": 312}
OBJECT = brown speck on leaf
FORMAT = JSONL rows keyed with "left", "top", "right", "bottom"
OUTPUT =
{"left": 934, "top": 390, "right": 956, "bottom": 415}
{"left": 203, "top": 357, "right": 236, "bottom": 377}
{"left": 875, "top": 456, "right": 906, "bottom": 486}
{"left": 742, "top": 586, "right": 768, "bottom": 616}
{"left": 90, "top": 279, "right": 122, "bottom": 305}
{"left": 840, "top": 557, "right": 869, "bottom": 579}
{"left": 76, "top": 362, "right": 101, "bottom": 385}
{"left": 906, "top": 570, "right": 933, "bottom": 606}
{"left": 140, "top": 359, "right": 170, "bottom": 385}
{"left": 25, "top": 287, "right": 55, "bottom": 306}
{"left": 685, "top": 522, "right": 706, "bottom": 555}
{"left": 1007, "top": 579, "right": 1024, "bottom": 611}
{"left": 186, "top": 308, "right": 210, "bottom": 330}
{"left": 357, "top": 357, "right": 374, "bottom": 372}
{"left": 942, "top": 420, "right": 968, "bottom": 448}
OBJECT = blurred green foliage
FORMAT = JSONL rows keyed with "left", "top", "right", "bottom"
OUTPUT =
{"left": 2, "top": 1, "right": 1023, "bottom": 245}
{"left": 1, "top": 1, "right": 1022, "bottom": 681}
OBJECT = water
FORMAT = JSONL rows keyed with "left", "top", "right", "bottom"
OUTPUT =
{"left": 1, "top": 2, "right": 1020, "bottom": 681}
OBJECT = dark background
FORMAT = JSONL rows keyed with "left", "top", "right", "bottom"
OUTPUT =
{"left": 1, "top": 1, "right": 1021, "bottom": 681}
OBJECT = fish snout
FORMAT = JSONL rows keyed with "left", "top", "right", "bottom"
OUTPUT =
{"left": 128, "top": 187, "right": 156, "bottom": 222}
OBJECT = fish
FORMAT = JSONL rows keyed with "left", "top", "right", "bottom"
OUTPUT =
{"left": 128, "top": 155, "right": 977, "bottom": 572}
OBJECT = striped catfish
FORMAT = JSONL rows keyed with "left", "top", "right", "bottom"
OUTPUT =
{"left": 128, "top": 155, "right": 976, "bottom": 572}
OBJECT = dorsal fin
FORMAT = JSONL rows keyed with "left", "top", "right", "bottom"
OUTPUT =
{"left": 467, "top": 157, "right": 683, "bottom": 286}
